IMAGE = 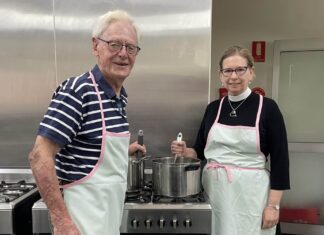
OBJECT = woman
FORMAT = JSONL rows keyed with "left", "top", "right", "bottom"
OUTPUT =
{"left": 171, "top": 46, "right": 290, "bottom": 235}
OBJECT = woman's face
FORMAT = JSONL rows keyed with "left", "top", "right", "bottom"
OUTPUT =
{"left": 220, "top": 55, "right": 255, "bottom": 96}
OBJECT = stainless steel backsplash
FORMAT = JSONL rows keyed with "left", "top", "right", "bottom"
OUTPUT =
{"left": 0, "top": 0, "right": 211, "bottom": 166}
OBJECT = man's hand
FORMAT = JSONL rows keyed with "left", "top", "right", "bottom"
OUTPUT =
{"left": 128, "top": 141, "right": 146, "bottom": 156}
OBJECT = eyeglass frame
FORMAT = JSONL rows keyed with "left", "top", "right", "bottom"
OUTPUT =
{"left": 96, "top": 37, "right": 141, "bottom": 56}
{"left": 220, "top": 66, "right": 251, "bottom": 77}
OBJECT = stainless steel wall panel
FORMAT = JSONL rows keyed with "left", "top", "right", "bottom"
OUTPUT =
{"left": 0, "top": 0, "right": 55, "bottom": 166}
{"left": 0, "top": 0, "right": 211, "bottom": 166}
{"left": 54, "top": 0, "right": 211, "bottom": 157}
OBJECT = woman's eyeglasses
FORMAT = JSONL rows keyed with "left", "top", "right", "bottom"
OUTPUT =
{"left": 220, "top": 66, "right": 249, "bottom": 77}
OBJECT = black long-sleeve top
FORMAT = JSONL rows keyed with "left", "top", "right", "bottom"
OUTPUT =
{"left": 193, "top": 92, "right": 290, "bottom": 190}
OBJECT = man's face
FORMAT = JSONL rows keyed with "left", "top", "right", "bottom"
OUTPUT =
{"left": 92, "top": 20, "right": 138, "bottom": 82}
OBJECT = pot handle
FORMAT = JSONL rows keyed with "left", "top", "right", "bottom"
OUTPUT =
{"left": 184, "top": 163, "right": 200, "bottom": 171}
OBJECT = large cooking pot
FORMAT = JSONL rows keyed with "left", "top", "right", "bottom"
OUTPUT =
{"left": 152, "top": 156, "right": 201, "bottom": 197}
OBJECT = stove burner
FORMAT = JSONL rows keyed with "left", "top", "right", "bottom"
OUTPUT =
{"left": 3, "top": 189, "right": 24, "bottom": 196}
{"left": 125, "top": 187, "right": 152, "bottom": 203}
{"left": 0, "top": 195, "right": 12, "bottom": 203}
{"left": 0, "top": 180, "right": 36, "bottom": 203}
{"left": 153, "top": 191, "right": 206, "bottom": 203}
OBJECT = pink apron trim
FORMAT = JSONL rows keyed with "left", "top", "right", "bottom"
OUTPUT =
{"left": 90, "top": 72, "right": 106, "bottom": 130}
{"left": 207, "top": 162, "right": 264, "bottom": 183}
{"left": 215, "top": 97, "right": 225, "bottom": 123}
{"left": 255, "top": 95, "right": 263, "bottom": 157}
{"left": 204, "top": 97, "right": 225, "bottom": 151}
{"left": 204, "top": 94, "right": 266, "bottom": 161}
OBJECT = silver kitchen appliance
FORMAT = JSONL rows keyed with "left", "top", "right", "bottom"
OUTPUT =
{"left": 0, "top": 168, "right": 40, "bottom": 235}
{"left": 32, "top": 182, "right": 212, "bottom": 235}
{"left": 120, "top": 182, "right": 212, "bottom": 234}
{"left": 32, "top": 199, "right": 51, "bottom": 235}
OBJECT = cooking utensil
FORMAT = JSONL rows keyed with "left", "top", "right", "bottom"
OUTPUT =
{"left": 174, "top": 132, "right": 183, "bottom": 163}
{"left": 152, "top": 156, "right": 201, "bottom": 197}
{"left": 136, "top": 129, "right": 144, "bottom": 158}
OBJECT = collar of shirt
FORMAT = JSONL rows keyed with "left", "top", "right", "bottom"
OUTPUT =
{"left": 90, "top": 64, "right": 128, "bottom": 102}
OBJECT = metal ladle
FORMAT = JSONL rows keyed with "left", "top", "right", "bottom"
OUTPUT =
{"left": 174, "top": 132, "right": 183, "bottom": 163}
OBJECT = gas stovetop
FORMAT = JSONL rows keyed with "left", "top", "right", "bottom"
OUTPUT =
{"left": 32, "top": 184, "right": 212, "bottom": 235}
{"left": 0, "top": 168, "right": 40, "bottom": 235}
{"left": 0, "top": 180, "right": 37, "bottom": 204}
{"left": 125, "top": 185, "right": 207, "bottom": 204}
{"left": 121, "top": 183, "right": 212, "bottom": 234}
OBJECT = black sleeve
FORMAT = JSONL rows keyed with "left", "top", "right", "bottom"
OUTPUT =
{"left": 265, "top": 99, "right": 290, "bottom": 190}
{"left": 193, "top": 101, "right": 218, "bottom": 160}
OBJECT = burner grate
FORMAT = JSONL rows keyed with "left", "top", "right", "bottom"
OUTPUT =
{"left": 0, "top": 180, "right": 36, "bottom": 203}
{"left": 152, "top": 191, "right": 206, "bottom": 203}
{"left": 125, "top": 187, "right": 152, "bottom": 203}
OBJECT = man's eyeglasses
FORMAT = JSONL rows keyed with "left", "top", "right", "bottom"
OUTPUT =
{"left": 220, "top": 66, "right": 249, "bottom": 77}
{"left": 97, "top": 38, "right": 141, "bottom": 56}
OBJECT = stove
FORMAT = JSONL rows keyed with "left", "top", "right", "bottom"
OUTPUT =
{"left": 0, "top": 168, "right": 40, "bottom": 235}
{"left": 32, "top": 198, "right": 51, "bottom": 234}
{"left": 120, "top": 184, "right": 212, "bottom": 234}
{"left": 31, "top": 183, "right": 212, "bottom": 235}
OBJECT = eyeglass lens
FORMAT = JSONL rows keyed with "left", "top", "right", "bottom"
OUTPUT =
{"left": 221, "top": 67, "right": 248, "bottom": 77}
{"left": 109, "top": 41, "right": 138, "bottom": 55}
{"left": 97, "top": 38, "right": 140, "bottom": 55}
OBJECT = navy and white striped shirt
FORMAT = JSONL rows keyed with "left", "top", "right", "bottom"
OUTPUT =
{"left": 38, "top": 65, "right": 129, "bottom": 181}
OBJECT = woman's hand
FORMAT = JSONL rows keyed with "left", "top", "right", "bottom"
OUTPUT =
{"left": 170, "top": 140, "right": 187, "bottom": 157}
{"left": 262, "top": 206, "right": 280, "bottom": 229}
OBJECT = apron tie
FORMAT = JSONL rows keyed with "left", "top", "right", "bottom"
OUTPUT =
{"left": 207, "top": 162, "right": 234, "bottom": 183}
{"left": 207, "top": 162, "right": 266, "bottom": 183}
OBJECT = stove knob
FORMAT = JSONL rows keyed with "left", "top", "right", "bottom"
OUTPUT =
{"left": 145, "top": 219, "right": 152, "bottom": 229}
{"left": 131, "top": 219, "right": 139, "bottom": 229}
{"left": 171, "top": 218, "right": 179, "bottom": 228}
{"left": 184, "top": 218, "right": 192, "bottom": 228}
{"left": 158, "top": 218, "right": 166, "bottom": 228}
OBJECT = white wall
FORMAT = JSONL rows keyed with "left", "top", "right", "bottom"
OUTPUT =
{"left": 211, "top": 0, "right": 324, "bottom": 100}
{"left": 211, "top": 0, "right": 324, "bottom": 227}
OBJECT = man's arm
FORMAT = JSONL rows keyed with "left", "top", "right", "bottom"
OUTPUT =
{"left": 29, "top": 135, "right": 80, "bottom": 235}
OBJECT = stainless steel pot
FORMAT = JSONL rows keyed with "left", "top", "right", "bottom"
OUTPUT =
{"left": 152, "top": 156, "right": 201, "bottom": 197}
{"left": 127, "top": 155, "right": 150, "bottom": 192}
{"left": 127, "top": 129, "right": 149, "bottom": 192}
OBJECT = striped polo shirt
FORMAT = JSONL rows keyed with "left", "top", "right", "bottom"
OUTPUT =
{"left": 38, "top": 65, "right": 129, "bottom": 182}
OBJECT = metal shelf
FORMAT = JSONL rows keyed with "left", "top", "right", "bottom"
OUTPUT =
{"left": 281, "top": 222, "right": 324, "bottom": 235}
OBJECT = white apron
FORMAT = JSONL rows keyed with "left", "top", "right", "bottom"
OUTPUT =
{"left": 202, "top": 95, "right": 276, "bottom": 235}
{"left": 61, "top": 72, "right": 130, "bottom": 235}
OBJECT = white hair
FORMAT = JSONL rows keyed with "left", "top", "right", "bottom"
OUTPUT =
{"left": 92, "top": 10, "right": 140, "bottom": 42}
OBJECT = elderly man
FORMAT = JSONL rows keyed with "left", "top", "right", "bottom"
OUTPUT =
{"left": 29, "top": 10, "right": 145, "bottom": 235}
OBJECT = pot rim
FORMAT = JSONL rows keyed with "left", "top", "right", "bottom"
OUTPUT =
{"left": 152, "top": 156, "right": 201, "bottom": 165}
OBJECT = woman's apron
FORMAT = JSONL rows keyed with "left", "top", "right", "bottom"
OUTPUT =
{"left": 202, "top": 95, "right": 276, "bottom": 235}
{"left": 61, "top": 71, "right": 130, "bottom": 235}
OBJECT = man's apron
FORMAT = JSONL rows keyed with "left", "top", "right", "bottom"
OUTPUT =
{"left": 202, "top": 95, "right": 276, "bottom": 235}
{"left": 61, "top": 71, "right": 130, "bottom": 235}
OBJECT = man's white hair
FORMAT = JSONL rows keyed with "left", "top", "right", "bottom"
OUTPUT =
{"left": 92, "top": 10, "right": 140, "bottom": 42}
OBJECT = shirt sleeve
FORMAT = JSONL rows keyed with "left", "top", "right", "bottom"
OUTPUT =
{"left": 193, "top": 102, "right": 218, "bottom": 160}
{"left": 266, "top": 100, "right": 290, "bottom": 190}
{"left": 37, "top": 84, "right": 83, "bottom": 147}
